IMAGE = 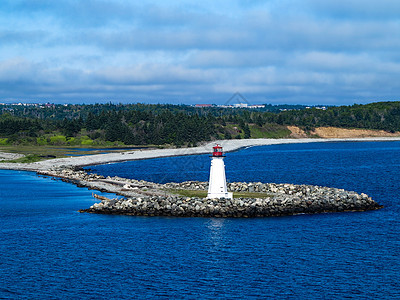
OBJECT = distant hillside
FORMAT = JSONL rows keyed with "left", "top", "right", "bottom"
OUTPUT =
{"left": 0, "top": 101, "right": 399, "bottom": 147}
{"left": 288, "top": 126, "right": 400, "bottom": 138}
{"left": 273, "top": 102, "right": 400, "bottom": 133}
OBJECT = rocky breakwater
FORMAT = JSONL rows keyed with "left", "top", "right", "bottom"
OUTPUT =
{"left": 37, "top": 167, "right": 165, "bottom": 198}
{"left": 80, "top": 182, "right": 383, "bottom": 218}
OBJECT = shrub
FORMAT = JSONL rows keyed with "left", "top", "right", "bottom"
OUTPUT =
{"left": 81, "top": 136, "right": 94, "bottom": 145}
{"left": 36, "top": 137, "right": 48, "bottom": 145}
{"left": 67, "top": 137, "right": 78, "bottom": 145}
{"left": 49, "top": 135, "right": 67, "bottom": 145}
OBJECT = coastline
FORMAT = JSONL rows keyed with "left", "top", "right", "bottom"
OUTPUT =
{"left": 1, "top": 137, "right": 400, "bottom": 172}
{"left": 33, "top": 168, "right": 382, "bottom": 218}
{"left": 0, "top": 138, "right": 387, "bottom": 218}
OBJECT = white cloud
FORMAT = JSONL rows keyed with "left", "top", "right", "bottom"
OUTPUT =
{"left": 0, "top": 0, "right": 399, "bottom": 104}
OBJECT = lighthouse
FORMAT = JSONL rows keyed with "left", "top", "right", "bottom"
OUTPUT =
{"left": 207, "top": 145, "right": 233, "bottom": 199}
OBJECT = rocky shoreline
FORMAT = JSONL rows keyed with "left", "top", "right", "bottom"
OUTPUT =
{"left": 37, "top": 167, "right": 383, "bottom": 218}
{"left": 80, "top": 182, "right": 382, "bottom": 218}
{"left": 0, "top": 138, "right": 393, "bottom": 218}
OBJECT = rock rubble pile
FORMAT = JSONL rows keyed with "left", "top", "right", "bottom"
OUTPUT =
{"left": 81, "top": 182, "right": 382, "bottom": 218}
{"left": 37, "top": 167, "right": 382, "bottom": 218}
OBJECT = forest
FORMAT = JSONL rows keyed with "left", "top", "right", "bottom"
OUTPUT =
{"left": 0, "top": 101, "right": 399, "bottom": 147}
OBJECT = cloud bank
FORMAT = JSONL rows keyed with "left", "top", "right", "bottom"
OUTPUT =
{"left": 0, "top": 0, "right": 399, "bottom": 104}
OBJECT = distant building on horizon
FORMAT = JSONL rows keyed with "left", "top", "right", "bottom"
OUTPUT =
{"left": 194, "top": 103, "right": 265, "bottom": 109}
{"left": 233, "top": 103, "right": 248, "bottom": 108}
{"left": 195, "top": 104, "right": 213, "bottom": 107}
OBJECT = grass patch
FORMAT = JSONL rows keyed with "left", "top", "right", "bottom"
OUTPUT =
{"left": 0, "top": 145, "right": 68, "bottom": 158}
{"left": 249, "top": 124, "right": 291, "bottom": 138}
{"left": 33, "top": 134, "right": 96, "bottom": 146}
{"left": 4, "top": 154, "right": 43, "bottom": 163}
{"left": 169, "top": 189, "right": 208, "bottom": 198}
{"left": 167, "top": 189, "right": 272, "bottom": 199}
{"left": 234, "top": 192, "right": 273, "bottom": 198}
{"left": 224, "top": 124, "right": 243, "bottom": 138}
{"left": 222, "top": 123, "right": 291, "bottom": 139}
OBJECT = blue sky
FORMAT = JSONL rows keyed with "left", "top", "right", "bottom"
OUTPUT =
{"left": 0, "top": 0, "right": 399, "bottom": 105}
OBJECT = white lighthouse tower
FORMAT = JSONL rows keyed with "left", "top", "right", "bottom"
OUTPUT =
{"left": 207, "top": 145, "right": 233, "bottom": 199}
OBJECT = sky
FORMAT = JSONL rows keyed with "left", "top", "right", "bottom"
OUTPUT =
{"left": 0, "top": 0, "right": 399, "bottom": 105}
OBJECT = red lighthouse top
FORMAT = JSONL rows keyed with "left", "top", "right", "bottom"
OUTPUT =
{"left": 212, "top": 144, "right": 224, "bottom": 157}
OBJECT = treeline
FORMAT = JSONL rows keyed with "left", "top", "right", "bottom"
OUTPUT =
{"left": 0, "top": 110, "right": 216, "bottom": 146}
{"left": 0, "top": 103, "right": 309, "bottom": 120}
{"left": 86, "top": 110, "right": 215, "bottom": 146}
{"left": 269, "top": 102, "right": 400, "bottom": 132}
{"left": 1, "top": 101, "right": 400, "bottom": 146}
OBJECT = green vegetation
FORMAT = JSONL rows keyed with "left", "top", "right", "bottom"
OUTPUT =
{"left": 167, "top": 189, "right": 272, "bottom": 199}
{"left": 249, "top": 124, "right": 291, "bottom": 138}
{"left": 3, "top": 154, "right": 42, "bottom": 163}
{"left": 80, "top": 136, "right": 94, "bottom": 145}
{"left": 1, "top": 101, "right": 400, "bottom": 151}
{"left": 50, "top": 135, "right": 67, "bottom": 145}
{"left": 168, "top": 189, "right": 208, "bottom": 198}
{"left": 273, "top": 102, "right": 400, "bottom": 132}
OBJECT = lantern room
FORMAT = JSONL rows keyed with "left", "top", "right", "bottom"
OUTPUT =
{"left": 212, "top": 145, "right": 224, "bottom": 157}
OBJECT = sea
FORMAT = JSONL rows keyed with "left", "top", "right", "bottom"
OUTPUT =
{"left": 1, "top": 141, "right": 400, "bottom": 299}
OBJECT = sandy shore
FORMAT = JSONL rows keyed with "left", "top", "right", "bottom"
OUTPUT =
{"left": 1, "top": 137, "right": 400, "bottom": 172}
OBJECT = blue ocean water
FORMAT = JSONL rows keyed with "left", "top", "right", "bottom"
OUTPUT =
{"left": 2, "top": 141, "right": 400, "bottom": 299}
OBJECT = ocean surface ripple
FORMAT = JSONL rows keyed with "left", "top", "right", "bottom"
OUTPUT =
{"left": 1, "top": 141, "right": 400, "bottom": 299}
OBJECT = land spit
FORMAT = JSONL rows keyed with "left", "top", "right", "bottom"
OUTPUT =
{"left": 2, "top": 138, "right": 394, "bottom": 217}
{"left": 38, "top": 167, "right": 382, "bottom": 218}
{"left": 2, "top": 137, "right": 400, "bottom": 172}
